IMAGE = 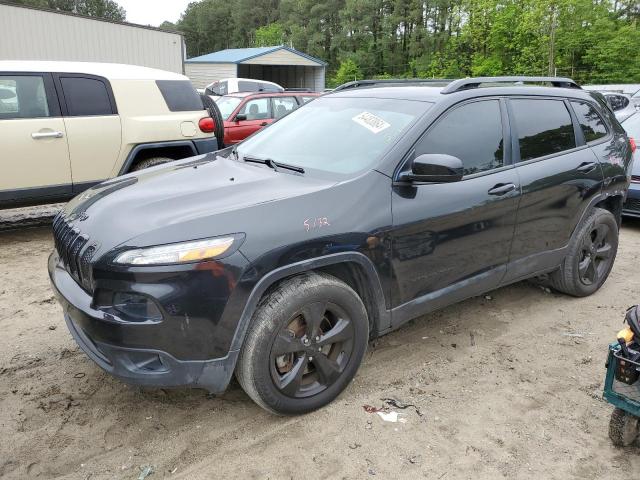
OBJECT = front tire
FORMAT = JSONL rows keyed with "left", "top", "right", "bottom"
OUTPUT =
{"left": 550, "top": 207, "right": 618, "bottom": 297}
{"left": 236, "top": 272, "right": 369, "bottom": 415}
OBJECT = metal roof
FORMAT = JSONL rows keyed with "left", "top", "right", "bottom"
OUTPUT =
{"left": 0, "top": 61, "right": 187, "bottom": 80}
{"left": 185, "top": 46, "right": 327, "bottom": 66}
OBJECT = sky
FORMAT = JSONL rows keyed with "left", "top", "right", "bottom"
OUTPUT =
{"left": 117, "top": 0, "right": 193, "bottom": 27}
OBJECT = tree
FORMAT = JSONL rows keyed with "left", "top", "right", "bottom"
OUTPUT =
{"left": 330, "top": 59, "right": 362, "bottom": 86}
{"left": 159, "top": 21, "right": 178, "bottom": 31}
{"left": 12, "top": 0, "right": 126, "bottom": 21}
{"left": 254, "top": 22, "right": 285, "bottom": 46}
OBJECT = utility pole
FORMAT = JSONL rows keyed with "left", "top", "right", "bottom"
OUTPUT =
{"left": 548, "top": 4, "right": 557, "bottom": 76}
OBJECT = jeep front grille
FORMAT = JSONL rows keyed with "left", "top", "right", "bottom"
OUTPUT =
{"left": 52, "top": 213, "right": 94, "bottom": 291}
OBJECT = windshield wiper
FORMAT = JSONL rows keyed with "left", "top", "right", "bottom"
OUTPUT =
{"left": 243, "top": 155, "right": 305, "bottom": 174}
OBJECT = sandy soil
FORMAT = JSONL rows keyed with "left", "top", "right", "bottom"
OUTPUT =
{"left": 1, "top": 218, "right": 640, "bottom": 480}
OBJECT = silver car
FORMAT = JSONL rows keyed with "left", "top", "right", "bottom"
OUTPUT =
{"left": 602, "top": 92, "right": 638, "bottom": 122}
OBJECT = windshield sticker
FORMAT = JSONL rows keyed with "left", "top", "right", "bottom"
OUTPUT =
{"left": 352, "top": 112, "right": 391, "bottom": 134}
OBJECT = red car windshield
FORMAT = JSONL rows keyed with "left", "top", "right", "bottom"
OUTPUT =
{"left": 216, "top": 96, "right": 242, "bottom": 120}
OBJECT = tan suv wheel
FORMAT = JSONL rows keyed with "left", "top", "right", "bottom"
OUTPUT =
{"left": 132, "top": 157, "right": 172, "bottom": 171}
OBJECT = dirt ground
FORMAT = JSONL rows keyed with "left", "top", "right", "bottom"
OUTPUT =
{"left": 1, "top": 215, "right": 640, "bottom": 480}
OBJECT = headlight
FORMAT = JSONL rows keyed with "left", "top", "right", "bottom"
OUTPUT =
{"left": 114, "top": 236, "right": 237, "bottom": 265}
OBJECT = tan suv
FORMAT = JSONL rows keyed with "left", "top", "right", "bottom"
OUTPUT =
{"left": 0, "top": 61, "right": 219, "bottom": 208}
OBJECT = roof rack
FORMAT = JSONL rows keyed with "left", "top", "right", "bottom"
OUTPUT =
{"left": 441, "top": 76, "right": 581, "bottom": 94}
{"left": 334, "top": 78, "right": 454, "bottom": 91}
{"left": 284, "top": 88, "right": 314, "bottom": 92}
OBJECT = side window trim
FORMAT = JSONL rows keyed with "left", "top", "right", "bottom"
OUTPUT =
{"left": 396, "top": 97, "right": 509, "bottom": 180}
{"left": 0, "top": 71, "right": 61, "bottom": 118}
{"left": 564, "top": 98, "right": 586, "bottom": 147}
{"left": 52, "top": 73, "right": 118, "bottom": 117}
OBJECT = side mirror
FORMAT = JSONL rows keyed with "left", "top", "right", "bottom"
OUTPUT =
{"left": 402, "top": 154, "right": 463, "bottom": 183}
{"left": 235, "top": 113, "right": 247, "bottom": 121}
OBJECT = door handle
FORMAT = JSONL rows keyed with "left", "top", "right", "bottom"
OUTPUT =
{"left": 576, "top": 161, "right": 597, "bottom": 173}
{"left": 488, "top": 183, "right": 517, "bottom": 196}
{"left": 260, "top": 122, "right": 268, "bottom": 126}
{"left": 32, "top": 131, "right": 64, "bottom": 140}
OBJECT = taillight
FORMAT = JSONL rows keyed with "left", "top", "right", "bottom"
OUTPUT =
{"left": 199, "top": 117, "right": 215, "bottom": 133}
{"left": 630, "top": 137, "right": 637, "bottom": 153}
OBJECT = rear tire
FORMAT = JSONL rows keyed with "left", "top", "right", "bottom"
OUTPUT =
{"left": 236, "top": 272, "right": 369, "bottom": 415}
{"left": 550, "top": 208, "right": 618, "bottom": 297}
{"left": 131, "top": 157, "right": 172, "bottom": 171}
{"left": 609, "top": 408, "right": 639, "bottom": 447}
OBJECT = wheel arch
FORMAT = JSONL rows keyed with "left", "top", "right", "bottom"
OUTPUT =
{"left": 119, "top": 141, "right": 198, "bottom": 174}
{"left": 570, "top": 193, "right": 621, "bottom": 242}
{"left": 594, "top": 194, "right": 624, "bottom": 227}
{"left": 229, "top": 252, "right": 390, "bottom": 353}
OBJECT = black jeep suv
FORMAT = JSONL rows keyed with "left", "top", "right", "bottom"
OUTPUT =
{"left": 49, "top": 76, "right": 634, "bottom": 414}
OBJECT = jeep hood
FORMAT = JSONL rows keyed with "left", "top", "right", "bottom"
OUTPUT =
{"left": 62, "top": 155, "right": 337, "bottom": 259}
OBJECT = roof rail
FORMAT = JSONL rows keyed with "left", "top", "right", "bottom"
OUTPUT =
{"left": 334, "top": 78, "right": 454, "bottom": 91}
{"left": 441, "top": 76, "right": 581, "bottom": 94}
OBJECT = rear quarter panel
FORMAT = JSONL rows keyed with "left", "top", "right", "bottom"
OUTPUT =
{"left": 109, "top": 79, "right": 212, "bottom": 176}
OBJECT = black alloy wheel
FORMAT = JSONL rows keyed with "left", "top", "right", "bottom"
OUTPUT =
{"left": 578, "top": 222, "right": 615, "bottom": 286}
{"left": 270, "top": 301, "right": 355, "bottom": 398}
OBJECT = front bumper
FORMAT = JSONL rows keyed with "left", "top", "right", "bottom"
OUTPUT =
{"left": 48, "top": 252, "right": 241, "bottom": 393}
{"left": 623, "top": 184, "right": 640, "bottom": 218}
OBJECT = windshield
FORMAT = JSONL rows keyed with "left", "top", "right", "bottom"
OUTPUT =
{"left": 236, "top": 96, "right": 429, "bottom": 175}
{"left": 216, "top": 96, "right": 242, "bottom": 120}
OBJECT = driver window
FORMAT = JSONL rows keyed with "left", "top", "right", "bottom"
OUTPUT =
{"left": 238, "top": 98, "right": 270, "bottom": 120}
{"left": 415, "top": 100, "right": 504, "bottom": 176}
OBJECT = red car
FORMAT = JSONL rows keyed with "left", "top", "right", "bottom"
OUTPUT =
{"left": 215, "top": 91, "right": 320, "bottom": 145}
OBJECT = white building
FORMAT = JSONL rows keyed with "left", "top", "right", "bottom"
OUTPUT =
{"left": 0, "top": 3, "right": 185, "bottom": 74}
{"left": 185, "top": 46, "right": 327, "bottom": 91}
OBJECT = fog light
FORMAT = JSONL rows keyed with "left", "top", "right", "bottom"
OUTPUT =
{"left": 112, "top": 292, "right": 162, "bottom": 322}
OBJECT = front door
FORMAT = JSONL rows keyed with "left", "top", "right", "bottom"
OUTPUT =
{"left": 0, "top": 73, "right": 72, "bottom": 201}
{"left": 391, "top": 99, "right": 520, "bottom": 323}
{"left": 225, "top": 97, "right": 274, "bottom": 144}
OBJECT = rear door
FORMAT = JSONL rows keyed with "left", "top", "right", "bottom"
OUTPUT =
{"left": 0, "top": 72, "right": 72, "bottom": 202}
{"left": 504, "top": 97, "right": 604, "bottom": 282}
{"left": 54, "top": 74, "right": 122, "bottom": 191}
{"left": 391, "top": 98, "right": 520, "bottom": 321}
{"left": 225, "top": 97, "right": 273, "bottom": 144}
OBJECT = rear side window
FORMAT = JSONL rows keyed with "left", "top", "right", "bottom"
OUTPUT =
{"left": 260, "top": 82, "right": 281, "bottom": 92}
{"left": 156, "top": 80, "right": 203, "bottom": 112}
{"left": 511, "top": 99, "right": 576, "bottom": 161}
{"left": 238, "top": 81, "right": 261, "bottom": 92}
{"left": 416, "top": 100, "right": 504, "bottom": 176}
{"left": 60, "top": 77, "right": 113, "bottom": 116}
{"left": 0, "top": 75, "right": 50, "bottom": 119}
{"left": 571, "top": 101, "right": 608, "bottom": 143}
{"left": 606, "top": 94, "right": 629, "bottom": 111}
{"left": 272, "top": 96, "right": 298, "bottom": 118}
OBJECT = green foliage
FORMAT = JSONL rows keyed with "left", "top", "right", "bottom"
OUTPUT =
{"left": 13, "top": 0, "right": 126, "bottom": 21}
{"left": 18, "top": 0, "right": 635, "bottom": 84}
{"left": 329, "top": 59, "right": 362, "bottom": 87}
{"left": 254, "top": 22, "right": 285, "bottom": 46}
